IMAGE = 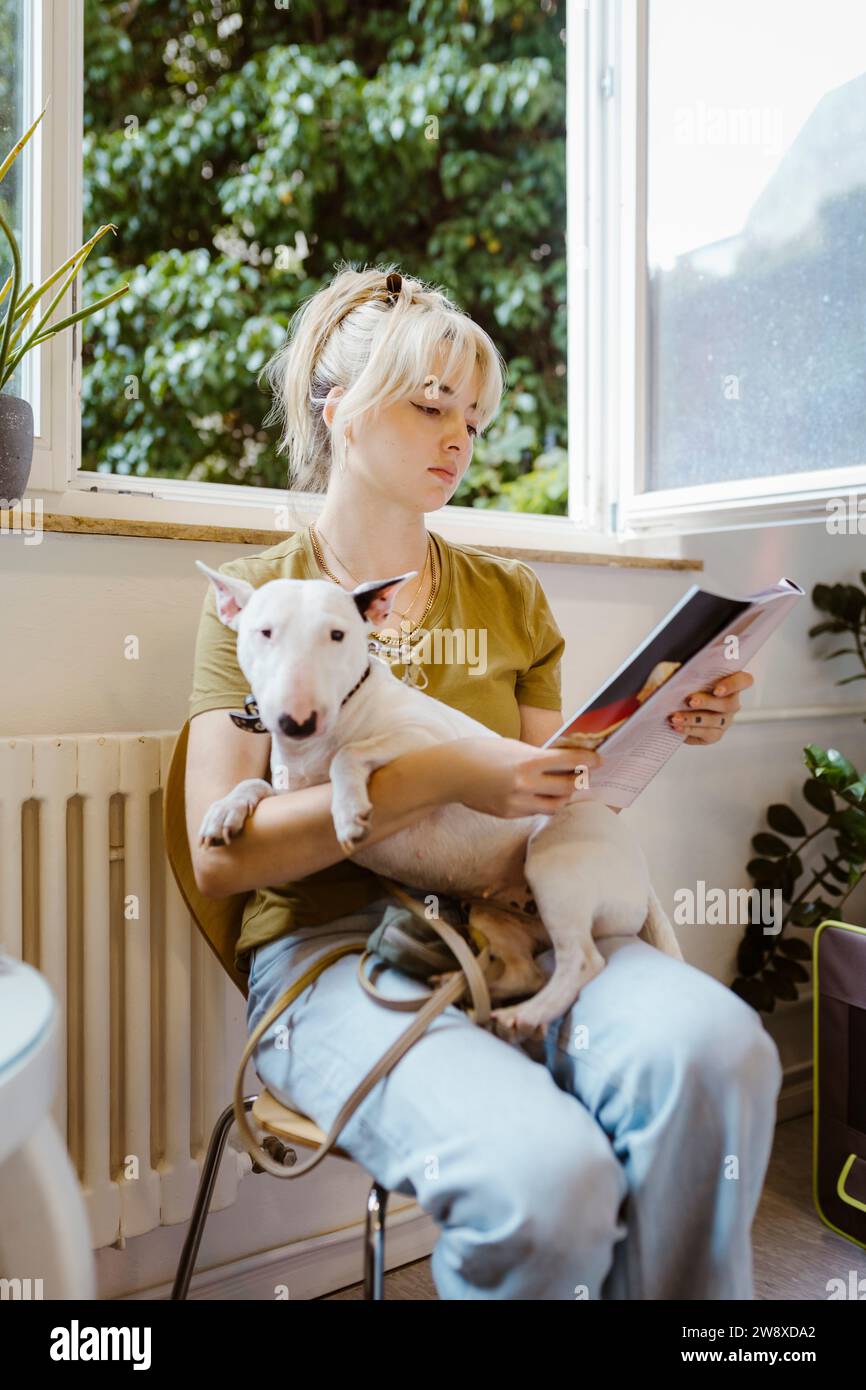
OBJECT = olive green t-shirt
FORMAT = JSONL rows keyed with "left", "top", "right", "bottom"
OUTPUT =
{"left": 188, "top": 523, "right": 565, "bottom": 973}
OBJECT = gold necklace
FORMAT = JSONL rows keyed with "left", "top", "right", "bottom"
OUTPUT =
{"left": 315, "top": 524, "right": 431, "bottom": 624}
{"left": 309, "top": 523, "right": 438, "bottom": 688}
{"left": 309, "top": 523, "right": 438, "bottom": 636}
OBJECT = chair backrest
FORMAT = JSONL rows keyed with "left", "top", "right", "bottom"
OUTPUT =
{"left": 163, "top": 719, "right": 252, "bottom": 998}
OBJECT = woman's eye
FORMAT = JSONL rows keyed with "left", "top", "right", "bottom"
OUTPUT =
{"left": 330, "top": 629, "right": 345, "bottom": 641}
{"left": 414, "top": 402, "right": 478, "bottom": 437}
{"left": 260, "top": 629, "right": 272, "bottom": 639}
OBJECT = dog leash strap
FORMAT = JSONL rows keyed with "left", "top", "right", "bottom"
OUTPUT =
{"left": 233, "top": 876, "right": 499, "bottom": 1179}
{"left": 358, "top": 877, "right": 494, "bottom": 1025}
{"left": 232, "top": 942, "right": 474, "bottom": 1180}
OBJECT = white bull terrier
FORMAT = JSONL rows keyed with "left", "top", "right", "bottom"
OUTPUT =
{"left": 195, "top": 561, "right": 683, "bottom": 1040}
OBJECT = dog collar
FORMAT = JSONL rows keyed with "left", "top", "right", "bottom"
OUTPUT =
{"left": 340, "top": 656, "right": 373, "bottom": 705}
{"left": 228, "top": 659, "right": 373, "bottom": 734}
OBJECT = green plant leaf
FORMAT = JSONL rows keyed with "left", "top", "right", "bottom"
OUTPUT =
{"left": 779, "top": 936, "right": 811, "bottom": 959}
{"left": 767, "top": 803, "right": 807, "bottom": 837}
{"left": 802, "top": 777, "right": 836, "bottom": 814}
{"left": 771, "top": 955, "right": 809, "bottom": 983}
{"left": 811, "top": 584, "right": 836, "bottom": 612}
{"left": 736, "top": 936, "right": 768, "bottom": 976}
{"left": 823, "top": 855, "right": 852, "bottom": 884}
{"left": 789, "top": 900, "right": 833, "bottom": 927}
{"left": 828, "top": 808, "right": 866, "bottom": 844}
{"left": 841, "top": 781, "right": 866, "bottom": 806}
{"left": 731, "top": 976, "right": 775, "bottom": 1013}
{"left": 763, "top": 968, "right": 799, "bottom": 1002}
{"left": 804, "top": 745, "right": 859, "bottom": 789}
{"left": 750, "top": 832, "right": 791, "bottom": 858}
{"left": 746, "top": 857, "right": 782, "bottom": 884}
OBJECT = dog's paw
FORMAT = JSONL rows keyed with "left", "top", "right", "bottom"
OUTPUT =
{"left": 489, "top": 1004, "right": 547, "bottom": 1044}
{"left": 198, "top": 783, "right": 270, "bottom": 848}
{"left": 332, "top": 798, "right": 373, "bottom": 850}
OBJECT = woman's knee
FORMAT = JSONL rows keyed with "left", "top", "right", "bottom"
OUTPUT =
{"left": 676, "top": 986, "right": 783, "bottom": 1101}
{"left": 437, "top": 1108, "right": 626, "bottom": 1262}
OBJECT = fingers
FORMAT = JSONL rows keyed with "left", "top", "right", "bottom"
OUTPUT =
{"left": 669, "top": 668, "right": 754, "bottom": 743}
{"left": 711, "top": 671, "right": 754, "bottom": 695}
{"left": 538, "top": 747, "right": 603, "bottom": 771}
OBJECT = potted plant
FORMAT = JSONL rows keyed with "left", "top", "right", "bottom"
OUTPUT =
{"left": 732, "top": 575, "right": 866, "bottom": 1012}
{"left": 0, "top": 100, "right": 129, "bottom": 497}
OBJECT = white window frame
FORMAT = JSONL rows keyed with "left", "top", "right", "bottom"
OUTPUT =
{"left": 24, "top": 0, "right": 641, "bottom": 557}
{"left": 22, "top": 0, "right": 859, "bottom": 552}
{"left": 614, "top": 0, "right": 866, "bottom": 537}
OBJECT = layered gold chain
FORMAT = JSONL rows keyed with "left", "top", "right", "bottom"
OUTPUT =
{"left": 308, "top": 523, "right": 438, "bottom": 686}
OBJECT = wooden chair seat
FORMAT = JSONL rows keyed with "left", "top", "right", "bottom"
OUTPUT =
{"left": 252, "top": 1089, "right": 351, "bottom": 1158}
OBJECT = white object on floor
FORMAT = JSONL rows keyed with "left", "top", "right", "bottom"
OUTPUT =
{"left": 0, "top": 954, "right": 96, "bottom": 1299}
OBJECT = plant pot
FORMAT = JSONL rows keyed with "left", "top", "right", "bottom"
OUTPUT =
{"left": 0, "top": 392, "right": 35, "bottom": 500}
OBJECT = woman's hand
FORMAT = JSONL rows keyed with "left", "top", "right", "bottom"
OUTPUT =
{"left": 668, "top": 670, "right": 755, "bottom": 745}
{"left": 441, "top": 737, "right": 604, "bottom": 818}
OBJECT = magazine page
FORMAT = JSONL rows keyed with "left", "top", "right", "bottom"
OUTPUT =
{"left": 544, "top": 577, "right": 805, "bottom": 810}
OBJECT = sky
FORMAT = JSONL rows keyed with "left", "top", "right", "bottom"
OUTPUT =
{"left": 647, "top": 0, "right": 866, "bottom": 268}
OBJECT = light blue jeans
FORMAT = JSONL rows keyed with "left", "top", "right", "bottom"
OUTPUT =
{"left": 246, "top": 894, "right": 783, "bottom": 1301}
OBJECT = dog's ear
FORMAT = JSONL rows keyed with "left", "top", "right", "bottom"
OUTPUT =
{"left": 195, "top": 561, "right": 255, "bottom": 631}
{"left": 351, "top": 572, "right": 418, "bottom": 627}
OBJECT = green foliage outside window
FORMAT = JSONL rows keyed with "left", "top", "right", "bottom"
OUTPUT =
{"left": 81, "top": 0, "right": 568, "bottom": 512}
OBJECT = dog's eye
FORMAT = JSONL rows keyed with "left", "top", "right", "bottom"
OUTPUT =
{"left": 330, "top": 629, "right": 345, "bottom": 642}
{"left": 260, "top": 629, "right": 272, "bottom": 639}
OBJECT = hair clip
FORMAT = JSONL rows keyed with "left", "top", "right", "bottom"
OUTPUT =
{"left": 228, "top": 694, "right": 268, "bottom": 734}
{"left": 385, "top": 271, "right": 402, "bottom": 305}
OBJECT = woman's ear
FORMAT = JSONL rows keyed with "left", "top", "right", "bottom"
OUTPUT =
{"left": 322, "top": 384, "right": 345, "bottom": 430}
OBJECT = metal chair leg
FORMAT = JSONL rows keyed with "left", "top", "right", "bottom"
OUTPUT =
{"left": 363, "top": 1181, "right": 390, "bottom": 1300}
{"left": 171, "top": 1094, "right": 258, "bottom": 1301}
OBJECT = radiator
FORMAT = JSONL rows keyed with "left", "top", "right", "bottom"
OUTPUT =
{"left": 0, "top": 732, "right": 248, "bottom": 1249}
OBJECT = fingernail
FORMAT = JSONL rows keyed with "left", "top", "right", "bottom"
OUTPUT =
{"left": 713, "top": 684, "right": 726, "bottom": 696}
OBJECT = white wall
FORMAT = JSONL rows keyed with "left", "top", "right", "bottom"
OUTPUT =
{"left": 2, "top": 516, "right": 864, "bottom": 1297}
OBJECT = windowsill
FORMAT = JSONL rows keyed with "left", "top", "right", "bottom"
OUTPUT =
{"left": 9, "top": 483, "right": 704, "bottom": 571}
{"left": 6, "top": 505, "right": 703, "bottom": 571}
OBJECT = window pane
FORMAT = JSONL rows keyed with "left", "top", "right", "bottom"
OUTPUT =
{"left": 646, "top": 0, "right": 866, "bottom": 490}
{"left": 0, "top": 0, "right": 31, "bottom": 409}
{"left": 81, "top": 1, "right": 568, "bottom": 515}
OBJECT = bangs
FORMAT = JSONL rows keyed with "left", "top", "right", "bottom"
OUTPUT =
{"left": 346, "top": 299, "right": 506, "bottom": 432}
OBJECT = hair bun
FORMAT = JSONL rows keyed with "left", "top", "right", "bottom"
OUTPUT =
{"left": 385, "top": 271, "right": 402, "bottom": 304}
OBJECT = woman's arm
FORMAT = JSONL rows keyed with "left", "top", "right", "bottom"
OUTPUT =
{"left": 518, "top": 703, "right": 622, "bottom": 815}
{"left": 186, "top": 708, "right": 463, "bottom": 899}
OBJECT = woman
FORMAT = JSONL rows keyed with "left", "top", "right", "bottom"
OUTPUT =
{"left": 185, "top": 263, "right": 781, "bottom": 1300}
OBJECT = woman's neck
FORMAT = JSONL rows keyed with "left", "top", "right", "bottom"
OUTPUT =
{"left": 312, "top": 500, "right": 430, "bottom": 583}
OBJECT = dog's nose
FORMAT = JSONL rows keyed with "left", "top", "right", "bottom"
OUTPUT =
{"left": 278, "top": 710, "right": 318, "bottom": 739}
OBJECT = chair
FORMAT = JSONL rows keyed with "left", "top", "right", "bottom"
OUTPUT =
{"left": 162, "top": 719, "right": 391, "bottom": 1301}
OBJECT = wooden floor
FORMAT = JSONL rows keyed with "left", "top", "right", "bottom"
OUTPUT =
{"left": 321, "top": 1113, "right": 866, "bottom": 1300}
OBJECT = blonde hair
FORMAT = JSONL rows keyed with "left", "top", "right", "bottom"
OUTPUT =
{"left": 258, "top": 261, "right": 508, "bottom": 494}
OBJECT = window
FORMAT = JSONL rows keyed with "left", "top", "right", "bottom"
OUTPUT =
{"left": 630, "top": 0, "right": 866, "bottom": 529}
{"left": 79, "top": 0, "right": 571, "bottom": 521}
{"left": 617, "top": 0, "right": 866, "bottom": 530}
{"left": 21, "top": 1, "right": 856, "bottom": 545}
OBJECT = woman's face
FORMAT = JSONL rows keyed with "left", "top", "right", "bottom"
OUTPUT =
{"left": 331, "top": 358, "right": 484, "bottom": 507}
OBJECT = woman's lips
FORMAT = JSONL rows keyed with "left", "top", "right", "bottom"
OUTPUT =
{"left": 428, "top": 467, "right": 456, "bottom": 483}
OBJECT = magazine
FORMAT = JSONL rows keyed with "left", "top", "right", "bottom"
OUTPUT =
{"left": 543, "top": 576, "right": 805, "bottom": 810}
